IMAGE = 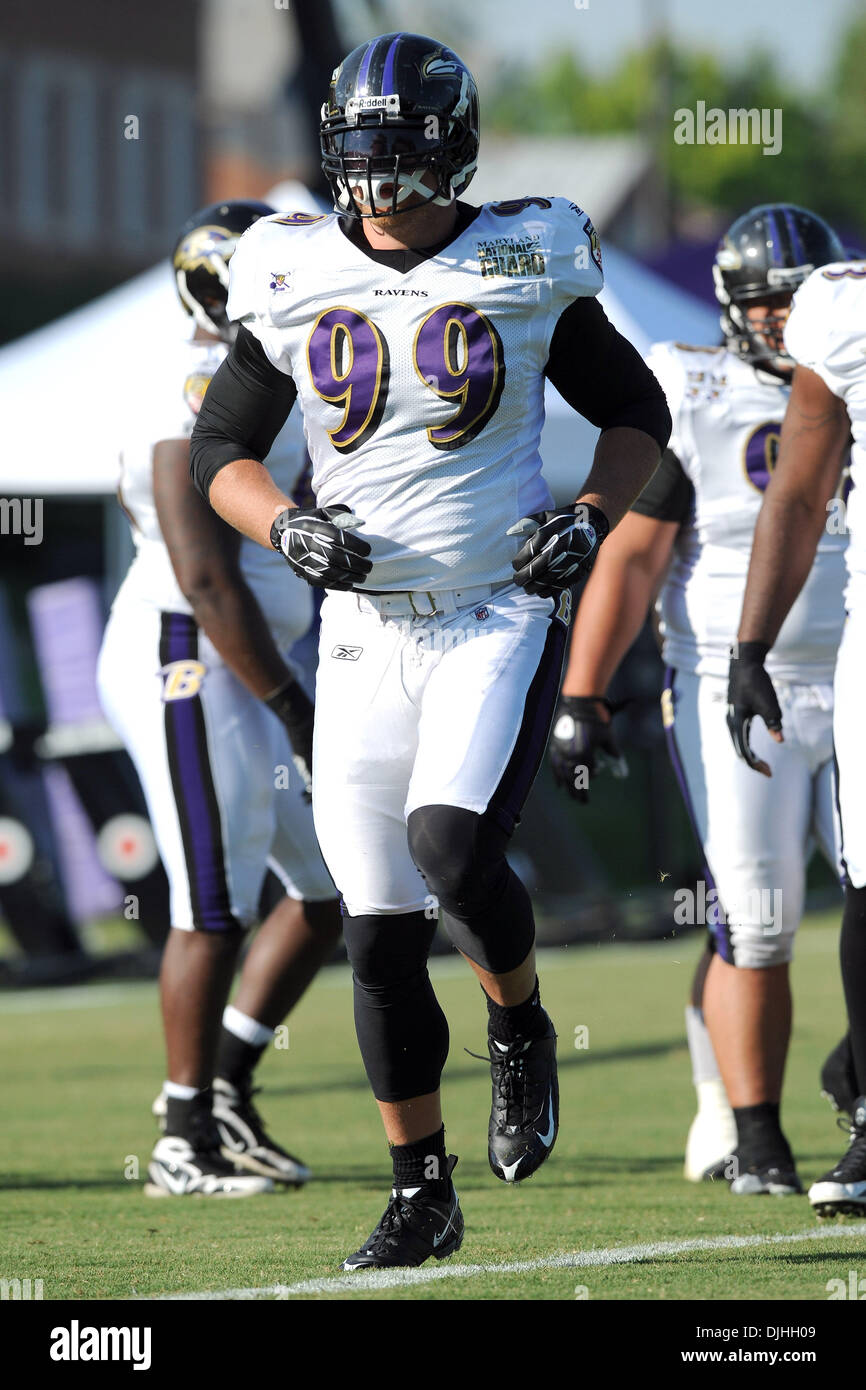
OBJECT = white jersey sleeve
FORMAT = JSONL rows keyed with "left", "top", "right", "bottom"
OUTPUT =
{"left": 784, "top": 262, "right": 866, "bottom": 397}
{"left": 784, "top": 261, "right": 866, "bottom": 606}
{"left": 225, "top": 213, "right": 313, "bottom": 375}
{"left": 544, "top": 197, "right": 604, "bottom": 327}
{"left": 643, "top": 342, "right": 692, "bottom": 466}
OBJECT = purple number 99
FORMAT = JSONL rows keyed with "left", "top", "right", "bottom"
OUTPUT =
{"left": 305, "top": 301, "right": 504, "bottom": 453}
{"left": 742, "top": 421, "right": 781, "bottom": 492}
{"left": 413, "top": 303, "right": 505, "bottom": 449}
{"left": 306, "top": 307, "right": 390, "bottom": 453}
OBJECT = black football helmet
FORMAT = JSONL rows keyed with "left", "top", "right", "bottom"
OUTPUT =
{"left": 713, "top": 204, "right": 845, "bottom": 370}
{"left": 320, "top": 32, "right": 479, "bottom": 219}
{"left": 172, "top": 200, "right": 274, "bottom": 339}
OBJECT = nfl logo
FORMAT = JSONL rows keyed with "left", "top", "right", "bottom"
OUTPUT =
{"left": 474, "top": 605, "right": 490, "bottom": 622}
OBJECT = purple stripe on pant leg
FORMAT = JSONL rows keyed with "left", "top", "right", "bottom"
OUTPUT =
{"left": 490, "top": 616, "right": 567, "bottom": 833}
{"left": 662, "top": 667, "right": 732, "bottom": 961}
{"left": 165, "top": 613, "right": 233, "bottom": 931}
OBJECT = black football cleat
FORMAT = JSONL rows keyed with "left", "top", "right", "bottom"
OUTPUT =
{"left": 487, "top": 1012, "right": 559, "bottom": 1183}
{"left": 342, "top": 1156, "right": 464, "bottom": 1269}
{"left": 144, "top": 1136, "right": 273, "bottom": 1197}
{"left": 820, "top": 1033, "right": 858, "bottom": 1118}
{"left": 810, "top": 1098, "right": 866, "bottom": 1217}
{"left": 212, "top": 1078, "right": 311, "bottom": 1186}
{"left": 728, "top": 1146, "right": 803, "bottom": 1196}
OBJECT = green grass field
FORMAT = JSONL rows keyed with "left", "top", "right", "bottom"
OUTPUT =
{"left": 3, "top": 910, "right": 866, "bottom": 1302}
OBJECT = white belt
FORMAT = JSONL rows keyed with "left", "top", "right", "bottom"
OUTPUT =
{"left": 355, "top": 581, "right": 510, "bottom": 618}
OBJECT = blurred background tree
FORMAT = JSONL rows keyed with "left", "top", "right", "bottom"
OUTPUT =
{"left": 485, "top": 11, "right": 866, "bottom": 244}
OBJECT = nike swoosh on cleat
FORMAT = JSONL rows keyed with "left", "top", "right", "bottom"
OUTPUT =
{"left": 432, "top": 1198, "right": 459, "bottom": 1247}
{"left": 156, "top": 1169, "right": 190, "bottom": 1194}
{"left": 537, "top": 1088, "right": 556, "bottom": 1147}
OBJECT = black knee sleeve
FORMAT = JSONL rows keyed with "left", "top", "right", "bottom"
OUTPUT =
{"left": 343, "top": 911, "right": 449, "bottom": 1102}
{"left": 841, "top": 883, "right": 866, "bottom": 1094}
{"left": 407, "top": 804, "right": 535, "bottom": 974}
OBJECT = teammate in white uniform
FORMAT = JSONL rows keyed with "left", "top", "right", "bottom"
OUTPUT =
{"left": 730, "top": 254, "right": 866, "bottom": 1215}
{"left": 98, "top": 201, "right": 340, "bottom": 1198}
{"left": 189, "top": 33, "right": 670, "bottom": 1266}
{"left": 551, "top": 205, "right": 848, "bottom": 1195}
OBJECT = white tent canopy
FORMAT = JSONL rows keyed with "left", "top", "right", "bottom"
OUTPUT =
{"left": 0, "top": 228, "right": 718, "bottom": 500}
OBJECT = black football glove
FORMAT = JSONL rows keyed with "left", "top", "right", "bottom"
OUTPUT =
{"left": 264, "top": 678, "right": 315, "bottom": 798}
{"left": 726, "top": 641, "right": 783, "bottom": 777}
{"left": 508, "top": 503, "right": 609, "bottom": 597}
{"left": 549, "top": 695, "right": 628, "bottom": 803}
{"left": 270, "top": 505, "right": 372, "bottom": 590}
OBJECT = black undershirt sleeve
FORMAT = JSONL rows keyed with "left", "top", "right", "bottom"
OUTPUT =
{"left": 544, "top": 297, "right": 672, "bottom": 452}
{"left": 630, "top": 447, "right": 693, "bottom": 523}
{"left": 190, "top": 325, "right": 298, "bottom": 499}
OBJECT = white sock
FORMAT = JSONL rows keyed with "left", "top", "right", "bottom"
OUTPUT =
{"left": 685, "top": 1004, "right": 721, "bottom": 1086}
{"left": 163, "top": 1080, "right": 200, "bottom": 1101}
{"left": 223, "top": 1004, "right": 274, "bottom": 1048}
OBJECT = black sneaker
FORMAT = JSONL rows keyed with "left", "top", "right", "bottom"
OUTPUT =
{"left": 144, "top": 1136, "right": 273, "bottom": 1197}
{"left": 728, "top": 1146, "right": 803, "bottom": 1196}
{"left": 212, "top": 1077, "right": 311, "bottom": 1186}
{"left": 820, "top": 1034, "right": 858, "bottom": 1117}
{"left": 487, "top": 1012, "right": 558, "bottom": 1183}
{"left": 342, "top": 1155, "right": 464, "bottom": 1269}
{"left": 810, "top": 1098, "right": 866, "bottom": 1217}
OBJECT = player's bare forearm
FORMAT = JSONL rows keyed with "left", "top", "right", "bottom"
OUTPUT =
{"left": 576, "top": 426, "right": 662, "bottom": 529}
{"left": 185, "top": 579, "right": 293, "bottom": 699}
{"left": 561, "top": 512, "right": 677, "bottom": 696}
{"left": 737, "top": 366, "right": 849, "bottom": 646}
{"left": 208, "top": 458, "right": 296, "bottom": 550}
{"left": 154, "top": 441, "right": 293, "bottom": 699}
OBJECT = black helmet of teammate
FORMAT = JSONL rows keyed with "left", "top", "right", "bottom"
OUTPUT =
{"left": 320, "top": 32, "right": 479, "bottom": 219}
{"left": 713, "top": 204, "right": 845, "bottom": 368}
{"left": 172, "top": 200, "right": 275, "bottom": 339}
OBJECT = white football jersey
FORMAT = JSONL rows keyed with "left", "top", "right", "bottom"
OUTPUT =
{"left": 226, "top": 198, "right": 604, "bottom": 592}
{"left": 112, "top": 335, "right": 311, "bottom": 649}
{"left": 784, "top": 261, "right": 866, "bottom": 609}
{"left": 647, "top": 341, "right": 846, "bottom": 682}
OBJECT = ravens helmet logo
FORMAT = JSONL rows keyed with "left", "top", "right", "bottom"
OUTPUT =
{"left": 173, "top": 225, "right": 235, "bottom": 276}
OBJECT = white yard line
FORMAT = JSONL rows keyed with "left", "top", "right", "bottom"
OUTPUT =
{"left": 154, "top": 1222, "right": 866, "bottom": 1299}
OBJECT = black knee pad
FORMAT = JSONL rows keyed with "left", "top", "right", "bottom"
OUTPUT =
{"left": 841, "top": 883, "right": 866, "bottom": 1094}
{"left": 407, "top": 804, "right": 535, "bottom": 975}
{"left": 408, "top": 804, "right": 509, "bottom": 916}
{"left": 343, "top": 911, "right": 448, "bottom": 1102}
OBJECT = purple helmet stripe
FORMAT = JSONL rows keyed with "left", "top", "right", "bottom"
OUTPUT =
{"left": 783, "top": 206, "right": 806, "bottom": 265}
{"left": 381, "top": 32, "right": 403, "bottom": 95}
{"left": 356, "top": 38, "right": 377, "bottom": 95}
{"left": 765, "top": 206, "right": 781, "bottom": 264}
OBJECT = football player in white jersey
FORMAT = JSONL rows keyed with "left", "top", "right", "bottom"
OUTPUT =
{"left": 550, "top": 205, "right": 848, "bottom": 1195}
{"left": 98, "top": 201, "right": 341, "bottom": 1198}
{"left": 189, "top": 33, "right": 670, "bottom": 1266}
{"left": 729, "top": 252, "right": 866, "bottom": 1216}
